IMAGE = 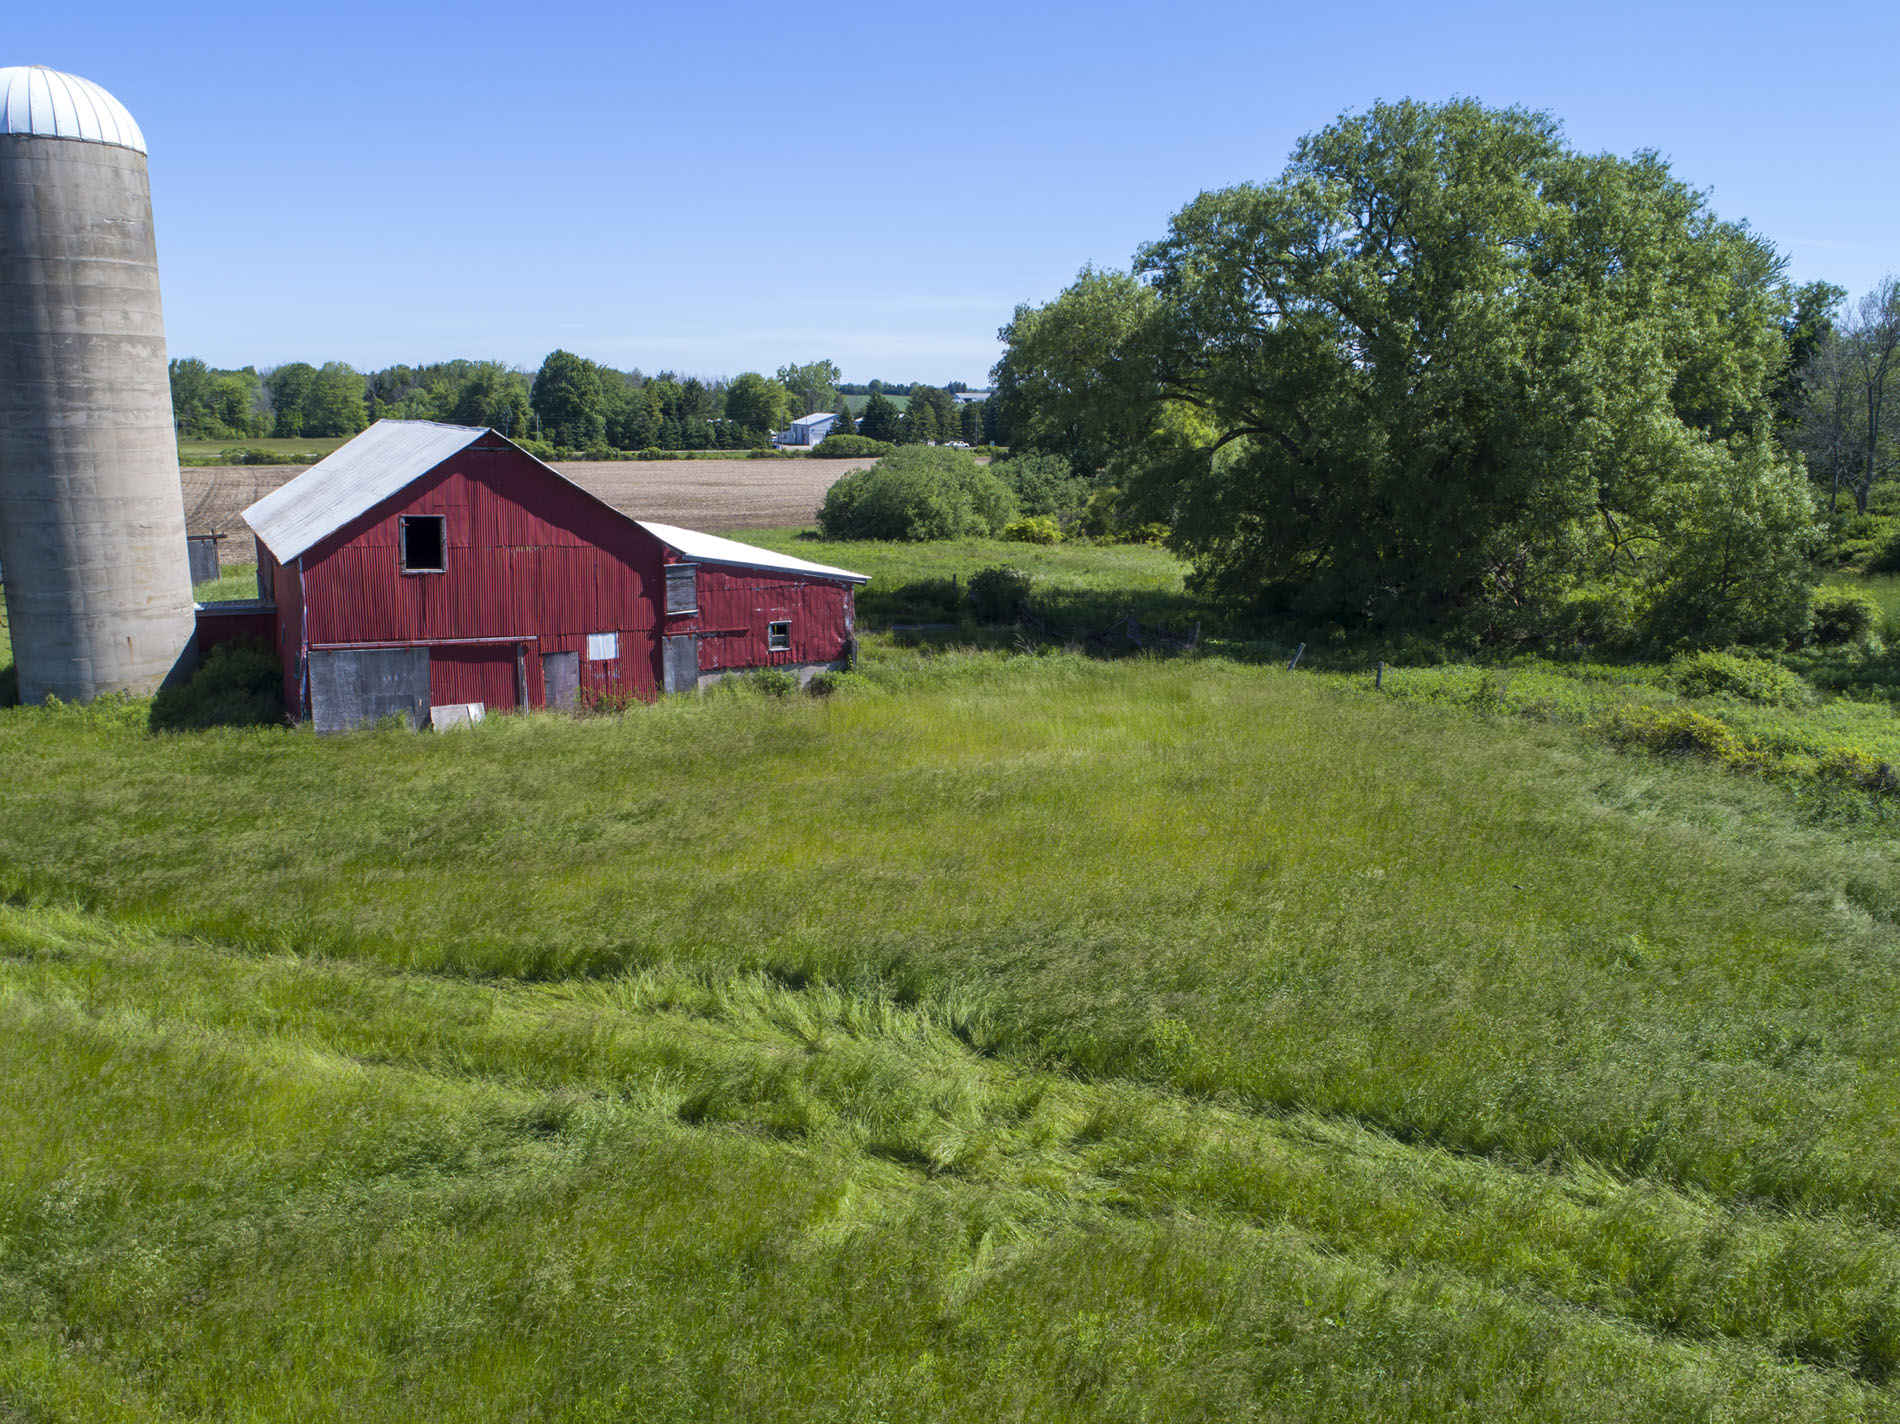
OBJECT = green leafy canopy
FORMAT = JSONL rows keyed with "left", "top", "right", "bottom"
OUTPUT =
{"left": 995, "top": 98, "right": 1819, "bottom": 648}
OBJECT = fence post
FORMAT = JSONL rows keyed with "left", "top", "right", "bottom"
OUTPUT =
{"left": 1375, "top": 661, "right": 1385, "bottom": 690}
{"left": 1287, "top": 643, "right": 1305, "bottom": 671}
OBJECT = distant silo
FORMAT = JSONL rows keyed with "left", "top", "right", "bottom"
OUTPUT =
{"left": 0, "top": 65, "right": 196, "bottom": 703}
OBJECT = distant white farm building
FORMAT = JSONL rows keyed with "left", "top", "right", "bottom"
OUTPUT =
{"left": 773, "top": 412, "right": 844, "bottom": 447}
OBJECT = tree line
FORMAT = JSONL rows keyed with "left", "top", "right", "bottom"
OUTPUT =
{"left": 986, "top": 97, "right": 1895, "bottom": 651}
{"left": 170, "top": 353, "right": 995, "bottom": 453}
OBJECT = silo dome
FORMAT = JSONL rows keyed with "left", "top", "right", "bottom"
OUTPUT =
{"left": 0, "top": 66, "right": 145, "bottom": 152}
{"left": 0, "top": 65, "right": 197, "bottom": 704}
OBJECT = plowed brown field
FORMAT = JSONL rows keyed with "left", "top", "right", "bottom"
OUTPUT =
{"left": 179, "top": 457, "right": 876, "bottom": 540}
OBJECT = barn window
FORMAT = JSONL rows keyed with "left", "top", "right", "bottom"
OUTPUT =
{"left": 399, "top": 515, "right": 446, "bottom": 573}
{"left": 587, "top": 632, "right": 619, "bottom": 661}
{"left": 665, "top": 564, "right": 698, "bottom": 615}
{"left": 768, "top": 621, "right": 791, "bottom": 652}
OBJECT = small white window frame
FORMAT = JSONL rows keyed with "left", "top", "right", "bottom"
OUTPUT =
{"left": 587, "top": 631, "right": 619, "bottom": 661}
{"left": 767, "top": 620, "right": 792, "bottom": 652}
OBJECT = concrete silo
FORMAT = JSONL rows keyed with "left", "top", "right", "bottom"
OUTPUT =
{"left": 0, "top": 65, "right": 196, "bottom": 703}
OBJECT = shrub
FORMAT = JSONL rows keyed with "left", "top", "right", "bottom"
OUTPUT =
{"left": 967, "top": 566, "right": 1033, "bottom": 623}
{"left": 989, "top": 452, "right": 1090, "bottom": 518}
{"left": 1551, "top": 583, "right": 1638, "bottom": 648}
{"left": 1002, "top": 516, "right": 1062, "bottom": 545}
{"left": 1074, "top": 486, "right": 1166, "bottom": 544}
{"left": 1601, "top": 705, "right": 1761, "bottom": 768}
{"left": 514, "top": 437, "right": 558, "bottom": 461}
{"left": 149, "top": 639, "right": 284, "bottom": 731}
{"left": 806, "top": 670, "right": 860, "bottom": 697}
{"left": 1669, "top": 650, "right": 1815, "bottom": 707}
{"left": 1808, "top": 588, "right": 1885, "bottom": 647}
{"left": 816, "top": 446, "right": 1017, "bottom": 541}
{"left": 810, "top": 434, "right": 894, "bottom": 459}
{"left": 1817, "top": 747, "right": 1900, "bottom": 793}
{"left": 1863, "top": 530, "right": 1900, "bottom": 573}
{"left": 748, "top": 668, "right": 798, "bottom": 698}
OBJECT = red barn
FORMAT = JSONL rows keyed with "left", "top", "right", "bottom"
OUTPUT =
{"left": 238, "top": 420, "right": 867, "bottom": 731}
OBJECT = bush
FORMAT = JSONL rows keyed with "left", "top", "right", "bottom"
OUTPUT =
{"left": 810, "top": 434, "right": 894, "bottom": 459}
{"left": 1601, "top": 705, "right": 1761, "bottom": 767}
{"left": 1862, "top": 528, "right": 1900, "bottom": 574}
{"left": 1002, "top": 516, "right": 1062, "bottom": 545}
{"left": 1808, "top": 588, "right": 1885, "bottom": 647}
{"left": 967, "top": 566, "right": 1033, "bottom": 623}
{"left": 990, "top": 452, "right": 1090, "bottom": 518}
{"left": 149, "top": 639, "right": 284, "bottom": 731}
{"left": 748, "top": 668, "right": 798, "bottom": 698}
{"left": 806, "top": 670, "right": 861, "bottom": 697}
{"left": 1817, "top": 746, "right": 1900, "bottom": 793}
{"left": 1669, "top": 650, "right": 1815, "bottom": 707}
{"left": 816, "top": 446, "right": 1018, "bottom": 540}
{"left": 514, "top": 437, "right": 558, "bottom": 461}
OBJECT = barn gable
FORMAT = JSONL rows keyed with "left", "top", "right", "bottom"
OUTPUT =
{"left": 243, "top": 420, "right": 491, "bottom": 563}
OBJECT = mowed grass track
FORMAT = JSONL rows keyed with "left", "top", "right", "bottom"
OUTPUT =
{"left": 8, "top": 652, "right": 1900, "bottom": 1417}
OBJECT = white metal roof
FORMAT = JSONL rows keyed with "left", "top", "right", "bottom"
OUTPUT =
{"left": 789, "top": 412, "right": 837, "bottom": 428}
{"left": 636, "top": 522, "right": 869, "bottom": 584}
{"left": 242, "top": 420, "right": 487, "bottom": 561}
{"left": 0, "top": 67, "right": 146, "bottom": 153}
{"left": 244, "top": 420, "right": 870, "bottom": 585}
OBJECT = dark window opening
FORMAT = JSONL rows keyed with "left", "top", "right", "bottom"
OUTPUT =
{"left": 400, "top": 515, "right": 446, "bottom": 573}
{"left": 665, "top": 564, "right": 698, "bottom": 615}
{"left": 767, "top": 620, "right": 791, "bottom": 652}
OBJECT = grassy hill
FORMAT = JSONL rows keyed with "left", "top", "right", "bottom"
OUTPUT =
{"left": 7, "top": 540, "right": 1900, "bottom": 1419}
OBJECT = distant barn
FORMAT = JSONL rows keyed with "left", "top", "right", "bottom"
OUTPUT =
{"left": 233, "top": 420, "right": 867, "bottom": 731}
{"left": 772, "top": 411, "right": 842, "bottom": 448}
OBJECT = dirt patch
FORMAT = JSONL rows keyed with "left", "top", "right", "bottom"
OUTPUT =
{"left": 179, "top": 457, "right": 875, "bottom": 540}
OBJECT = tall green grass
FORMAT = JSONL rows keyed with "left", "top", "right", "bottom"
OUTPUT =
{"left": 5, "top": 901, "right": 1899, "bottom": 1419}
{"left": 743, "top": 527, "right": 1191, "bottom": 629}
{"left": 12, "top": 539, "right": 1900, "bottom": 1416}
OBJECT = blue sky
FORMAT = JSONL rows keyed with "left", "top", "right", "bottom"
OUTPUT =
{"left": 13, "top": 0, "right": 1896, "bottom": 385}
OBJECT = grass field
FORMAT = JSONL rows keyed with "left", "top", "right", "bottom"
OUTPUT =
{"left": 10, "top": 539, "right": 1900, "bottom": 1418}
{"left": 176, "top": 436, "right": 353, "bottom": 461}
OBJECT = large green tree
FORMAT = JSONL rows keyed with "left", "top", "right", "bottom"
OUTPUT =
{"left": 856, "top": 390, "right": 903, "bottom": 442}
{"left": 264, "top": 363, "right": 318, "bottom": 438}
{"left": 990, "top": 267, "right": 1160, "bottom": 472}
{"left": 1795, "top": 278, "right": 1900, "bottom": 513}
{"left": 530, "top": 350, "right": 606, "bottom": 447}
{"left": 449, "top": 363, "right": 533, "bottom": 437}
{"left": 775, "top": 359, "right": 843, "bottom": 418}
{"left": 1000, "top": 99, "right": 1818, "bottom": 647}
{"left": 304, "top": 362, "right": 369, "bottom": 438}
{"left": 169, "top": 359, "right": 268, "bottom": 440}
{"left": 724, "top": 372, "right": 792, "bottom": 436}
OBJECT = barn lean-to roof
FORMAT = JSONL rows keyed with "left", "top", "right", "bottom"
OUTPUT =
{"left": 635, "top": 522, "right": 868, "bottom": 584}
{"left": 241, "top": 419, "right": 867, "bottom": 584}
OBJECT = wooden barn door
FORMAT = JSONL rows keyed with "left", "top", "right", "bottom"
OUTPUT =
{"left": 542, "top": 651, "right": 579, "bottom": 710}
{"left": 662, "top": 634, "right": 699, "bottom": 693}
{"left": 307, "top": 647, "right": 430, "bottom": 733}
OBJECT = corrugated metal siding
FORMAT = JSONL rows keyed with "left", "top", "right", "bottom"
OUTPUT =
{"left": 194, "top": 605, "right": 276, "bottom": 654}
{"left": 272, "top": 558, "right": 303, "bottom": 713}
{"left": 429, "top": 645, "right": 519, "bottom": 708}
{"left": 298, "top": 440, "right": 667, "bottom": 705}
{"left": 666, "top": 561, "right": 855, "bottom": 673}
